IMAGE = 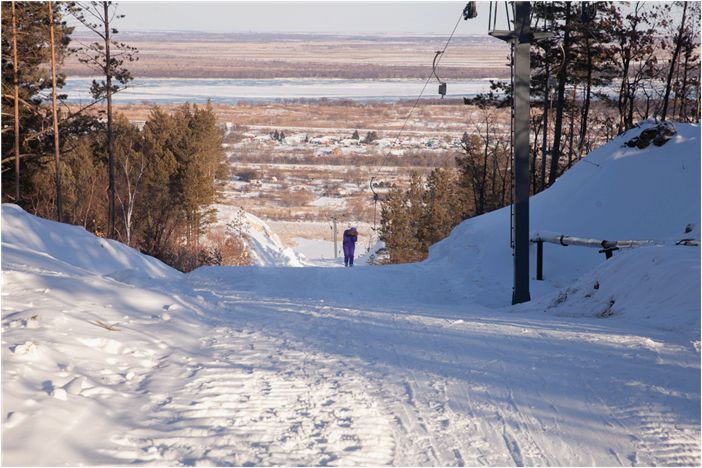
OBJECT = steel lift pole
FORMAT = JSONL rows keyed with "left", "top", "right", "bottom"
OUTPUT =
{"left": 490, "top": 2, "right": 543, "bottom": 304}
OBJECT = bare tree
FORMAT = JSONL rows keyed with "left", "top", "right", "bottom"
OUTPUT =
{"left": 115, "top": 132, "right": 146, "bottom": 246}
{"left": 458, "top": 109, "right": 511, "bottom": 216}
{"left": 70, "top": 2, "right": 137, "bottom": 238}
{"left": 661, "top": 1, "right": 689, "bottom": 121}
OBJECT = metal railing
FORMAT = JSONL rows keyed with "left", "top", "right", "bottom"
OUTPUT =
{"left": 530, "top": 231, "right": 699, "bottom": 281}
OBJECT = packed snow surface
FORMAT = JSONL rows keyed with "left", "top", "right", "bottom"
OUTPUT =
{"left": 2, "top": 123, "right": 700, "bottom": 466}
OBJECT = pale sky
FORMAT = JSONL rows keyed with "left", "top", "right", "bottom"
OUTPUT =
{"left": 76, "top": 1, "right": 495, "bottom": 35}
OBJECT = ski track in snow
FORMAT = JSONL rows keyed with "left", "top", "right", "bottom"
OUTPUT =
{"left": 100, "top": 324, "right": 395, "bottom": 466}
{"left": 155, "top": 272, "right": 698, "bottom": 467}
{"left": 3, "top": 262, "right": 699, "bottom": 466}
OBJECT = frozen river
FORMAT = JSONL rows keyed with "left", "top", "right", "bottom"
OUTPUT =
{"left": 62, "top": 77, "right": 496, "bottom": 104}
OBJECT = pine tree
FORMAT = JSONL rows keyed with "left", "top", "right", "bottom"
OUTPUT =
{"left": 70, "top": 1, "right": 138, "bottom": 238}
{"left": 379, "top": 175, "right": 426, "bottom": 264}
{"left": 112, "top": 114, "right": 144, "bottom": 246}
{"left": 676, "top": 3, "right": 701, "bottom": 122}
{"left": 140, "top": 107, "right": 179, "bottom": 256}
{"left": 420, "top": 167, "right": 465, "bottom": 246}
{"left": 61, "top": 134, "right": 107, "bottom": 232}
{"left": 1, "top": 2, "right": 74, "bottom": 205}
{"left": 570, "top": 2, "right": 612, "bottom": 157}
{"left": 47, "top": 1, "right": 63, "bottom": 222}
{"left": 656, "top": 2, "right": 700, "bottom": 122}
{"left": 363, "top": 131, "right": 378, "bottom": 144}
{"left": 661, "top": 1, "right": 689, "bottom": 121}
{"left": 456, "top": 115, "right": 511, "bottom": 217}
{"left": 548, "top": 1, "right": 573, "bottom": 186}
{"left": 603, "top": 2, "right": 659, "bottom": 132}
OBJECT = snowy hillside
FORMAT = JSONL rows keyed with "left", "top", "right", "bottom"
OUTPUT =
{"left": 1, "top": 204, "right": 178, "bottom": 282}
{"left": 427, "top": 121, "right": 701, "bottom": 305}
{"left": 2, "top": 122, "right": 699, "bottom": 466}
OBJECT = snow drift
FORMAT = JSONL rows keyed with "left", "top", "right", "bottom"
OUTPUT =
{"left": 538, "top": 245, "right": 700, "bottom": 332}
{"left": 1, "top": 204, "right": 178, "bottom": 282}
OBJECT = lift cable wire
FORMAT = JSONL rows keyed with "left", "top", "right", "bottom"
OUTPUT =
{"left": 365, "top": 8, "right": 465, "bottom": 248}
{"left": 371, "top": 10, "right": 463, "bottom": 180}
{"left": 392, "top": 11, "right": 462, "bottom": 143}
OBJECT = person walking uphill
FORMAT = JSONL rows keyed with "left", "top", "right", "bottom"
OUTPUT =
{"left": 342, "top": 227, "right": 358, "bottom": 267}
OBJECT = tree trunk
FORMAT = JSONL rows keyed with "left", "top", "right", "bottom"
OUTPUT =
{"left": 531, "top": 118, "right": 540, "bottom": 195}
{"left": 11, "top": 1, "right": 20, "bottom": 203}
{"left": 617, "top": 3, "right": 639, "bottom": 133}
{"left": 568, "top": 85, "right": 576, "bottom": 167}
{"left": 479, "top": 128, "right": 489, "bottom": 215}
{"left": 83, "top": 176, "right": 97, "bottom": 229}
{"left": 500, "top": 146, "right": 510, "bottom": 206}
{"left": 48, "top": 3, "right": 62, "bottom": 222}
{"left": 540, "top": 60, "right": 549, "bottom": 192}
{"left": 618, "top": 53, "right": 631, "bottom": 133}
{"left": 548, "top": 2, "right": 571, "bottom": 187}
{"left": 577, "top": 34, "right": 593, "bottom": 157}
{"left": 104, "top": 2, "right": 116, "bottom": 238}
{"left": 679, "top": 45, "right": 691, "bottom": 120}
{"left": 661, "top": 1, "right": 688, "bottom": 121}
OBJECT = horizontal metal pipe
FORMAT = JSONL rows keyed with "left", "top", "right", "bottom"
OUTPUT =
{"left": 530, "top": 232, "right": 699, "bottom": 248}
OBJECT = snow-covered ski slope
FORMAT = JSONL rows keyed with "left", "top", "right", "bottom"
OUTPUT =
{"left": 2, "top": 122, "right": 700, "bottom": 466}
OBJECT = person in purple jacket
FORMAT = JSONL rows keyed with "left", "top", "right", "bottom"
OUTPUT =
{"left": 342, "top": 226, "right": 358, "bottom": 267}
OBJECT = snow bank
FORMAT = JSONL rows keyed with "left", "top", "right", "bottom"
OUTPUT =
{"left": 1, "top": 206, "right": 211, "bottom": 466}
{"left": 211, "top": 204, "right": 305, "bottom": 267}
{"left": 534, "top": 245, "right": 700, "bottom": 337}
{"left": 243, "top": 212, "right": 305, "bottom": 267}
{"left": 1, "top": 204, "right": 178, "bottom": 281}
{"left": 426, "top": 122, "right": 701, "bottom": 305}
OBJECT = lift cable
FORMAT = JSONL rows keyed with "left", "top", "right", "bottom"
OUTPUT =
{"left": 366, "top": 5, "right": 469, "bottom": 248}
{"left": 389, "top": 11, "right": 462, "bottom": 147}
{"left": 371, "top": 8, "right": 464, "bottom": 180}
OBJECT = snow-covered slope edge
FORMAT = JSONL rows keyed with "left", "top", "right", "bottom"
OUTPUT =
{"left": 524, "top": 245, "right": 701, "bottom": 341}
{"left": 1, "top": 205, "right": 216, "bottom": 465}
{"left": 212, "top": 203, "right": 305, "bottom": 267}
{"left": 425, "top": 122, "right": 701, "bottom": 306}
{"left": 1, "top": 204, "right": 179, "bottom": 281}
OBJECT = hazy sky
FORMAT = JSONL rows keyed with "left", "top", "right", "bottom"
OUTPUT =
{"left": 81, "top": 2, "right": 495, "bottom": 35}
